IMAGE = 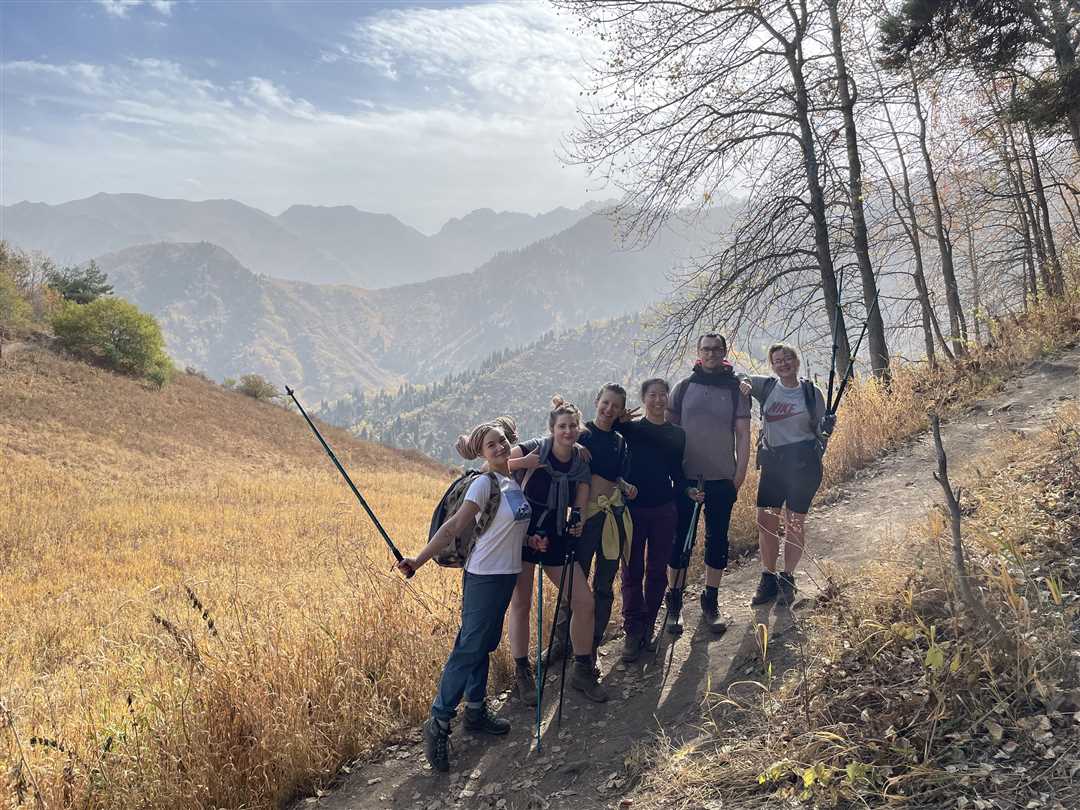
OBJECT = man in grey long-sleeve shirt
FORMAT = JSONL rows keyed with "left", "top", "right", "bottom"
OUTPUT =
{"left": 663, "top": 332, "right": 751, "bottom": 635}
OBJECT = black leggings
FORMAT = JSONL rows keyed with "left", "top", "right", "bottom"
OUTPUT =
{"left": 671, "top": 479, "right": 738, "bottom": 571}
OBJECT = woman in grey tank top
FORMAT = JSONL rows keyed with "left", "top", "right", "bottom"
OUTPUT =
{"left": 740, "top": 343, "right": 828, "bottom": 606}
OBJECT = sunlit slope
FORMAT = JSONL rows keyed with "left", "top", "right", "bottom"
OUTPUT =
{"left": 0, "top": 348, "right": 463, "bottom": 810}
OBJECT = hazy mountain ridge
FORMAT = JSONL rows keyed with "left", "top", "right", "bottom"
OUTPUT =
{"left": 2, "top": 193, "right": 599, "bottom": 287}
{"left": 317, "top": 315, "right": 659, "bottom": 464}
{"left": 98, "top": 207, "right": 726, "bottom": 402}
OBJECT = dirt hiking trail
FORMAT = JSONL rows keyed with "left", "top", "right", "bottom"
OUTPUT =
{"left": 307, "top": 347, "right": 1080, "bottom": 810}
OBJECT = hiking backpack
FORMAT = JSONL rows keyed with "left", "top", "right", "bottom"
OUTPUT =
{"left": 430, "top": 470, "right": 502, "bottom": 568}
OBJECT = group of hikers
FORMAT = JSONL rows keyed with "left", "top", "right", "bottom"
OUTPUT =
{"left": 396, "top": 333, "right": 836, "bottom": 772}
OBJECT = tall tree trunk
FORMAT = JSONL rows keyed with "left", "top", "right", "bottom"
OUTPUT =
{"left": 966, "top": 223, "right": 982, "bottom": 344}
{"left": 927, "top": 290, "right": 957, "bottom": 363}
{"left": 1047, "top": 0, "right": 1080, "bottom": 160}
{"left": 910, "top": 66, "right": 967, "bottom": 355}
{"left": 1023, "top": 123, "right": 1066, "bottom": 296}
{"left": 1004, "top": 118, "right": 1053, "bottom": 298}
{"left": 994, "top": 116, "right": 1040, "bottom": 306}
{"left": 786, "top": 34, "right": 852, "bottom": 379}
{"left": 827, "top": 0, "right": 889, "bottom": 378}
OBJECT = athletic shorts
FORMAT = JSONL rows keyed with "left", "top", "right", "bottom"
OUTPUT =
{"left": 756, "top": 440, "right": 823, "bottom": 514}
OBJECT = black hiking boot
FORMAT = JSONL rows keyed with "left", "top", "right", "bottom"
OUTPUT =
{"left": 622, "top": 629, "right": 644, "bottom": 662}
{"left": 463, "top": 702, "right": 510, "bottom": 736}
{"left": 700, "top": 590, "right": 728, "bottom": 635}
{"left": 778, "top": 571, "right": 797, "bottom": 605}
{"left": 664, "top": 589, "right": 684, "bottom": 635}
{"left": 570, "top": 658, "right": 609, "bottom": 702}
{"left": 515, "top": 663, "right": 537, "bottom": 706}
{"left": 423, "top": 717, "right": 452, "bottom": 772}
{"left": 750, "top": 572, "right": 779, "bottom": 606}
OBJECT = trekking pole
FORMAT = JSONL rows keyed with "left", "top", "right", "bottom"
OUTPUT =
{"left": 652, "top": 478, "right": 703, "bottom": 667}
{"left": 555, "top": 538, "right": 577, "bottom": 729}
{"left": 284, "top": 386, "right": 410, "bottom": 576}
{"left": 825, "top": 272, "right": 845, "bottom": 412}
{"left": 538, "top": 555, "right": 570, "bottom": 708}
{"left": 535, "top": 560, "right": 543, "bottom": 751}
{"left": 830, "top": 286, "right": 883, "bottom": 415}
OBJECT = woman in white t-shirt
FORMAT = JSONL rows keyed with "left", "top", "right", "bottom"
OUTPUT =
{"left": 740, "top": 344, "right": 830, "bottom": 607}
{"left": 396, "top": 416, "right": 541, "bottom": 773}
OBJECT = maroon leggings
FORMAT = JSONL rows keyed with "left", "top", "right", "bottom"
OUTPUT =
{"left": 620, "top": 501, "right": 678, "bottom": 637}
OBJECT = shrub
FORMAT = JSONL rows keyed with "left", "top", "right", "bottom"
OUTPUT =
{"left": 51, "top": 297, "right": 172, "bottom": 382}
{"left": 0, "top": 269, "right": 32, "bottom": 343}
{"left": 235, "top": 373, "right": 279, "bottom": 402}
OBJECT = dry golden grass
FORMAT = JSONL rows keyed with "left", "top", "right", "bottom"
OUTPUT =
{"left": 0, "top": 350, "right": 471, "bottom": 809}
{"left": 2, "top": 293, "right": 1077, "bottom": 810}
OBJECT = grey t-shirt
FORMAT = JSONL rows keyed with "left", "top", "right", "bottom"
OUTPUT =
{"left": 748, "top": 375, "right": 826, "bottom": 448}
{"left": 667, "top": 373, "right": 751, "bottom": 482}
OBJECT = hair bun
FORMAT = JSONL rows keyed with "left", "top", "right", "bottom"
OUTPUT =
{"left": 454, "top": 434, "right": 476, "bottom": 460}
{"left": 550, "top": 395, "right": 565, "bottom": 409}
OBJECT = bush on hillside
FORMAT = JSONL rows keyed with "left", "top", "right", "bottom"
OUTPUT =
{"left": 51, "top": 297, "right": 174, "bottom": 384}
{"left": 45, "top": 261, "right": 113, "bottom": 304}
{"left": 0, "top": 269, "right": 32, "bottom": 344}
{"left": 234, "top": 373, "right": 280, "bottom": 402}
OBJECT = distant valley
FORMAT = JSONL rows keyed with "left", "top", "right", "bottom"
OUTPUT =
{"left": 316, "top": 315, "right": 661, "bottom": 464}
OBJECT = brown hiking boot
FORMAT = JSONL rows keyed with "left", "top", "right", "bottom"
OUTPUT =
{"left": 570, "top": 659, "right": 609, "bottom": 702}
{"left": 622, "top": 629, "right": 644, "bottom": 662}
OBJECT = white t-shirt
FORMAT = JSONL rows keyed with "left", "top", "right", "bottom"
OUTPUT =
{"left": 463, "top": 472, "right": 532, "bottom": 576}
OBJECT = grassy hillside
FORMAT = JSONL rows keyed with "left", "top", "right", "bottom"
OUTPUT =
{"left": 0, "top": 347, "right": 466, "bottom": 809}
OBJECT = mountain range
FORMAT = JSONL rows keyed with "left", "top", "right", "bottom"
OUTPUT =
{"left": 1, "top": 193, "right": 599, "bottom": 287}
{"left": 94, "top": 207, "right": 732, "bottom": 402}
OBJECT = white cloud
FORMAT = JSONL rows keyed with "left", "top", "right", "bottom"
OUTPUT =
{"left": 344, "top": 3, "right": 599, "bottom": 113}
{"left": 3, "top": 3, "right": 610, "bottom": 230}
{"left": 96, "top": 0, "right": 174, "bottom": 18}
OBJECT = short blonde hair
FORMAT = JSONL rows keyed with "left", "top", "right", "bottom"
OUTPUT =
{"left": 767, "top": 343, "right": 799, "bottom": 365}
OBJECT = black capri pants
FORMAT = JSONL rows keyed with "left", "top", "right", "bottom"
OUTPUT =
{"left": 670, "top": 479, "right": 738, "bottom": 571}
{"left": 756, "top": 440, "right": 823, "bottom": 514}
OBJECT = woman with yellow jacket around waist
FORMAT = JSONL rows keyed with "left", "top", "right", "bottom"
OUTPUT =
{"left": 575, "top": 384, "right": 638, "bottom": 668}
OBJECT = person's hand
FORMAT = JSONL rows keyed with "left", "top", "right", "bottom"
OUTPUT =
{"left": 687, "top": 487, "right": 705, "bottom": 503}
{"left": 567, "top": 507, "right": 583, "bottom": 537}
{"left": 819, "top": 413, "right": 836, "bottom": 436}
{"left": 517, "top": 449, "right": 543, "bottom": 470}
{"left": 396, "top": 558, "right": 421, "bottom": 577}
{"left": 527, "top": 534, "right": 549, "bottom": 552}
{"left": 733, "top": 471, "right": 747, "bottom": 492}
{"left": 575, "top": 444, "right": 593, "bottom": 464}
{"left": 619, "top": 406, "right": 641, "bottom": 423}
{"left": 624, "top": 483, "right": 638, "bottom": 500}
{"left": 739, "top": 380, "right": 752, "bottom": 397}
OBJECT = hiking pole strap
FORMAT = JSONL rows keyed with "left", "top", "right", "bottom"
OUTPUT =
{"left": 285, "top": 386, "right": 407, "bottom": 569}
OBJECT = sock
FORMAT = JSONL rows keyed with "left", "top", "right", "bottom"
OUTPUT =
{"left": 465, "top": 700, "right": 483, "bottom": 710}
{"left": 704, "top": 585, "right": 718, "bottom": 600}
{"left": 432, "top": 716, "right": 450, "bottom": 731}
{"left": 514, "top": 656, "right": 530, "bottom": 671}
{"left": 574, "top": 654, "right": 591, "bottom": 667}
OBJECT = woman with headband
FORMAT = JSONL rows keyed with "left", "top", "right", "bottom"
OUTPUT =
{"left": 397, "top": 417, "right": 542, "bottom": 772}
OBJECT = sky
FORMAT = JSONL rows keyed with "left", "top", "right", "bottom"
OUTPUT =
{"left": 0, "top": 0, "right": 605, "bottom": 232}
